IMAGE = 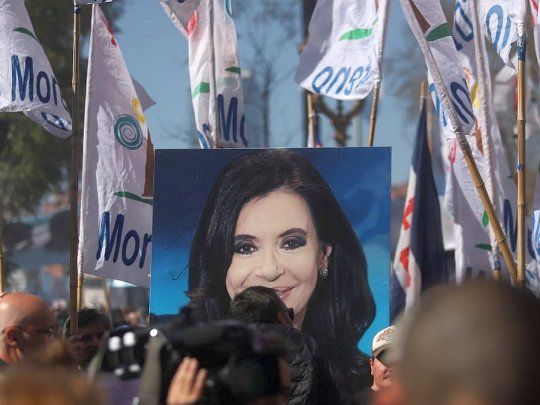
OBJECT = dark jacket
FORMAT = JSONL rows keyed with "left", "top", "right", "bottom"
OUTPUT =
{"left": 251, "top": 323, "right": 342, "bottom": 405}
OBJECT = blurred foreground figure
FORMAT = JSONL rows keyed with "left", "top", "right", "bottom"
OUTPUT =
{"left": 64, "top": 308, "right": 112, "bottom": 368}
{"left": 0, "top": 364, "right": 103, "bottom": 405}
{"left": 0, "top": 292, "right": 59, "bottom": 366}
{"left": 231, "top": 286, "right": 341, "bottom": 404}
{"left": 397, "top": 281, "right": 540, "bottom": 405}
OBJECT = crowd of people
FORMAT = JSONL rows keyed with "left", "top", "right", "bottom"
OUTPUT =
{"left": 0, "top": 280, "right": 539, "bottom": 404}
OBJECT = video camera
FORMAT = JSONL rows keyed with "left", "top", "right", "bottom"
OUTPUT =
{"left": 87, "top": 306, "right": 287, "bottom": 405}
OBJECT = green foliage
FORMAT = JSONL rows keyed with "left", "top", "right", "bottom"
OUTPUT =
{"left": 0, "top": 0, "right": 124, "bottom": 218}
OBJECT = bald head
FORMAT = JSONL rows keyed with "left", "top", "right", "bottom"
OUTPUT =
{"left": 398, "top": 281, "right": 540, "bottom": 405}
{"left": 0, "top": 292, "right": 58, "bottom": 364}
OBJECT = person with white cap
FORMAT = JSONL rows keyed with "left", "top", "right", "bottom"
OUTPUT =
{"left": 370, "top": 325, "right": 395, "bottom": 392}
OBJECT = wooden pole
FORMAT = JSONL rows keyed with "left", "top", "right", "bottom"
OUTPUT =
{"left": 208, "top": 0, "right": 220, "bottom": 148}
{"left": 458, "top": 137, "right": 518, "bottom": 284}
{"left": 101, "top": 278, "right": 112, "bottom": 320}
{"left": 77, "top": 272, "right": 84, "bottom": 310}
{"left": 0, "top": 204, "right": 4, "bottom": 293}
{"left": 306, "top": 92, "right": 317, "bottom": 147}
{"left": 516, "top": 28, "right": 527, "bottom": 287}
{"left": 368, "top": 82, "right": 381, "bottom": 147}
{"left": 470, "top": 0, "right": 501, "bottom": 281}
{"left": 69, "top": 2, "right": 81, "bottom": 335}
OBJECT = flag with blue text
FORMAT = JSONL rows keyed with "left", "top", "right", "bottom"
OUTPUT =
{"left": 160, "top": 0, "right": 246, "bottom": 148}
{"left": 0, "top": 0, "right": 72, "bottom": 137}
{"left": 296, "top": 0, "right": 389, "bottom": 100}
{"left": 391, "top": 101, "right": 448, "bottom": 319}
{"left": 439, "top": 0, "right": 540, "bottom": 292}
{"left": 478, "top": 0, "right": 518, "bottom": 70}
{"left": 78, "top": 5, "right": 152, "bottom": 287}
{"left": 400, "top": 0, "right": 475, "bottom": 140}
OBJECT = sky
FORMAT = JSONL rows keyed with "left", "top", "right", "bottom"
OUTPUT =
{"left": 107, "top": 0, "right": 422, "bottom": 185}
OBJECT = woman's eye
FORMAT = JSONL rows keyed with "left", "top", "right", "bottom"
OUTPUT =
{"left": 234, "top": 243, "right": 257, "bottom": 255}
{"left": 282, "top": 237, "right": 306, "bottom": 250}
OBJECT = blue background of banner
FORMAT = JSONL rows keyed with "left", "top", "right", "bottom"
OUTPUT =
{"left": 151, "top": 147, "right": 391, "bottom": 353}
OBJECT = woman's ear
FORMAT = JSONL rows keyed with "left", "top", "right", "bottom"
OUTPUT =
{"left": 319, "top": 244, "right": 333, "bottom": 269}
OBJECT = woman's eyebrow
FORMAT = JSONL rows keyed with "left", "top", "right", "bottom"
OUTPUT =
{"left": 279, "top": 228, "right": 308, "bottom": 238}
{"left": 233, "top": 234, "right": 257, "bottom": 242}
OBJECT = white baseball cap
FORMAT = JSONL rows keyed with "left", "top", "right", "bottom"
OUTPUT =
{"left": 372, "top": 325, "right": 395, "bottom": 358}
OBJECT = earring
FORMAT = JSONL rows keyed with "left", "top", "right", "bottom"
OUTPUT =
{"left": 319, "top": 267, "right": 328, "bottom": 279}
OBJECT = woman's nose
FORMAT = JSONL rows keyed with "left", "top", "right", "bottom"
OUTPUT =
{"left": 256, "top": 250, "right": 285, "bottom": 281}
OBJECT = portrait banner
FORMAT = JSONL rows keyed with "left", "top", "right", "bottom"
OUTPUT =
{"left": 150, "top": 147, "right": 390, "bottom": 360}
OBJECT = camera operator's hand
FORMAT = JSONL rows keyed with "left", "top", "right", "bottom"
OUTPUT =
{"left": 167, "top": 357, "right": 207, "bottom": 405}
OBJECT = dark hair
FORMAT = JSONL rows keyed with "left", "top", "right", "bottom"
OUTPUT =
{"left": 188, "top": 149, "right": 375, "bottom": 393}
{"left": 63, "top": 308, "right": 112, "bottom": 338}
{"left": 230, "top": 286, "right": 289, "bottom": 325}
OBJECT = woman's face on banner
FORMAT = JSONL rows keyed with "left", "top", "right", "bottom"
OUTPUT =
{"left": 226, "top": 190, "right": 331, "bottom": 329}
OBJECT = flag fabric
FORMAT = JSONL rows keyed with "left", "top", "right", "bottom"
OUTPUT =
{"left": 434, "top": 1, "right": 540, "bottom": 291}
{"left": 74, "top": 0, "right": 115, "bottom": 4}
{"left": 478, "top": 0, "right": 518, "bottom": 69}
{"left": 0, "top": 0, "right": 72, "bottom": 137}
{"left": 160, "top": 0, "right": 246, "bottom": 148}
{"left": 78, "top": 5, "right": 152, "bottom": 287}
{"left": 450, "top": 0, "right": 503, "bottom": 271}
{"left": 295, "top": 0, "right": 389, "bottom": 100}
{"left": 531, "top": 1, "right": 540, "bottom": 72}
{"left": 532, "top": 210, "right": 540, "bottom": 272}
{"left": 400, "top": 0, "right": 475, "bottom": 141}
{"left": 391, "top": 101, "right": 448, "bottom": 319}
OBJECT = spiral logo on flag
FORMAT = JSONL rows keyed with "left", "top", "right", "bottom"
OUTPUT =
{"left": 114, "top": 114, "right": 143, "bottom": 150}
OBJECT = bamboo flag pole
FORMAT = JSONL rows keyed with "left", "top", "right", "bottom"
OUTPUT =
{"left": 208, "top": 0, "right": 220, "bottom": 149}
{"left": 69, "top": 1, "right": 81, "bottom": 335}
{"left": 516, "top": 25, "right": 527, "bottom": 287}
{"left": 306, "top": 92, "right": 318, "bottom": 147}
{"left": 399, "top": 0, "right": 517, "bottom": 283}
{"left": 470, "top": 0, "right": 501, "bottom": 281}
{"left": 367, "top": 82, "right": 381, "bottom": 147}
{"left": 101, "top": 278, "right": 112, "bottom": 320}
{"left": 0, "top": 204, "right": 4, "bottom": 293}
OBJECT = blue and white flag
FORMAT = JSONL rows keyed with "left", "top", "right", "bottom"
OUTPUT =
{"left": 0, "top": 0, "right": 72, "bottom": 137}
{"left": 391, "top": 101, "right": 448, "bottom": 319}
{"left": 296, "top": 0, "right": 389, "bottom": 100}
{"left": 78, "top": 5, "right": 152, "bottom": 287}
{"left": 160, "top": 0, "right": 246, "bottom": 148}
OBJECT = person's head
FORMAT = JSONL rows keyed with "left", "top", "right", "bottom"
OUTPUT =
{"left": 397, "top": 281, "right": 540, "bottom": 405}
{"left": 0, "top": 292, "right": 59, "bottom": 364}
{"left": 188, "top": 150, "right": 374, "bottom": 360}
{"left": 63, "top": 308, "right": 111, "bottom": 367}
{"left": 370, "top": 326, "right": 395, "bottom": 391}
{"left": 230, "top": 286, "right": 294, "bottom": 326}
{"left": 0, "top": 364, "right": 103, "bottom": 405}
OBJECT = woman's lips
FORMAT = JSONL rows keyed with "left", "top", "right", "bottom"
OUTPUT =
{"left": 272, "top": 287, "right": 293, "bottom": 301}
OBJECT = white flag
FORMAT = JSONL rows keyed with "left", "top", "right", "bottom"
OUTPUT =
{"left": 75, "top": 1, "right": 114, "bottom": 4}
{"left": 445, "top": 1, "right": 540, "bottom": 290}
{"left": 400, "top": 0, "right": 475, "bottom": 140}
{"left": 78, "top": 5, "right": 152, "bottom": 287}
{"left": 295, "top": 0, "right": 389, "bottom": 100}
{"left": 478, "top": 0, "right": 518, "bottom": 69}
{"left": 531, "top": 1, "right": 540, "bottom": 72}
{"left": 160, "top": 0, "right": 246, "bottom": 148}
{"left": 0, "top": 0, "right": 72, "bottom": 137}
